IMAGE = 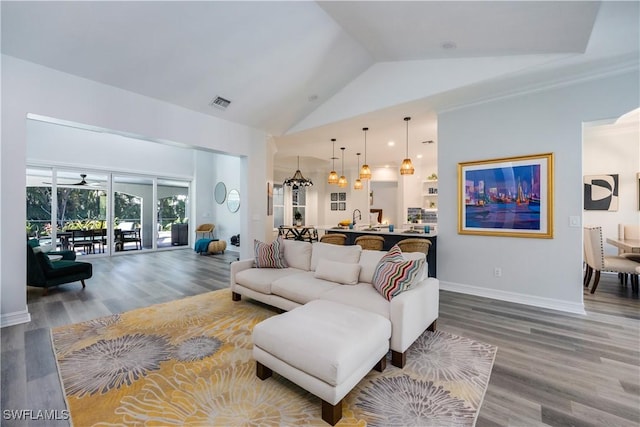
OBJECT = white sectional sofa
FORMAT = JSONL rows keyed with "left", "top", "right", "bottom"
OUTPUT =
{"left": 230, "top": 239, "right": 439, "bottom": 367}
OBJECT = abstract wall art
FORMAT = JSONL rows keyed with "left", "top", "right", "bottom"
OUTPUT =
{"left": 583, "top": 174, "right": 618, "bottom": 211}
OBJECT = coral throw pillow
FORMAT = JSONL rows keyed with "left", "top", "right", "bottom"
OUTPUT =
{"left": 254, "top": 237, "right": 288, "bottom": 268}
{"left": 372, "top": 244, "right": 424, "bottom": 300}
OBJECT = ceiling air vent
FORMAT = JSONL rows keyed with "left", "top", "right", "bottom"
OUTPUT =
{"left": 209, "top": 96, "right": 231, "bottom": 110}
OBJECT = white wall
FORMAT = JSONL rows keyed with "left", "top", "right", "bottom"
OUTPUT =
{"left": 370, "top": 181, "right": 398, "bottom": 225}
{"left": 212, "top": 153, "right": 242, "bottom": 247}
{"left": 583, "top": 116, "right": 640, "bottom": 255}
{"left": 1, "top": 55, "right": 267, "bottom": 327}
{"left": 437, "top": 70, "right": 639, "bottom": 314}
{"left": 27, "top": 119, "right": 195, "bottom": 177}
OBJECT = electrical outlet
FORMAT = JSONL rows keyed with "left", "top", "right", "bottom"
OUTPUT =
{"left": 569, "top": 216, "right": 581, "bottom": 227}
{"left": 494, "top": 267, "right": 502, "bottom": 277}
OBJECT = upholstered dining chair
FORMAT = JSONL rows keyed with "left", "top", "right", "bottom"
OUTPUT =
{"left": 397, "top": 238, "right": 431, "bottom": 255}
{"left": 195, "top": 223, "right": 215, "bottom": 239}
{"left": 618, "top": 223, "right": 640, "bottom": 259}
{"left": 354, "top": 235, "right": 385, "bottom": 250}
{"left": 583, "top": 226, "right": 638, "bottom": 294}
{"left": 319, "top": 233, "right": 347, "bottom": 245}
{"left": 615, "top": 223, "right": 640, "bottom": 283}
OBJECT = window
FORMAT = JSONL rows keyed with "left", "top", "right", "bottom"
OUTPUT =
{"left": 27, "top": 167, "right": 191, "bottom": 255}
{"left": 273, "top": 184, "right": 284, "bottom": 227}
{"left": 292, "top": 187, "right": 306, "bottom": 225}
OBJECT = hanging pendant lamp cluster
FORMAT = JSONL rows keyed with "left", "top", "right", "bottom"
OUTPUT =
{"left": 400, "top": 116, "right": 415, "bottom": 175}
{"left": 327, "top": 138, "right": 339, "bottom": 184}
{"left": 338, "top": 147, "right": 348, "bottom": 188}
{"left": 284, "top": 156, "right": 313, "bottom": 188}
{"left": 354, "top": 152, "right": 363, "bottom": 190}
{"left": 326, "top": 117, "right": 417, "bottom": 185}
{"left": 360, "top": 127, "right": 371, "bottom": 180}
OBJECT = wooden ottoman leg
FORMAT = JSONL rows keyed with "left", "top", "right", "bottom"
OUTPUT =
{"left": 322, "top": 399, "right": 342, "bottom": 426}
{"left": 374, "top": 355, "right": 386, "bottom": 372}
{"left": 232, "top": 292, "right": 241, "bottom": 301}
{"left": 256, "top": 361, "right": 272, "bottom": 380}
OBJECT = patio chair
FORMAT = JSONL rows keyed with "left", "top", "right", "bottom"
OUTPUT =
{"left": 116, "top": 227, "right": 142, "bottom": 251}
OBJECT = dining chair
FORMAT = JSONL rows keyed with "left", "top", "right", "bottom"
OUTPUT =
{"left": 618, "top": 224, "right": 640, "bottom": 259}
{"left": 583, "top": 226, "right": 638, "bottom": 294}
{"left": 616, "top": 224, "right": 640, "bottom": 283}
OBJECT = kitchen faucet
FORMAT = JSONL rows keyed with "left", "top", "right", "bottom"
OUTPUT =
{"left": 352, "top": 209, "right": 362, "bottom": 225}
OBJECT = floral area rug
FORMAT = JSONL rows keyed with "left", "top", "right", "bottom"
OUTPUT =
{"left": 51, "top": 289, "right": 497, "bottom": 426}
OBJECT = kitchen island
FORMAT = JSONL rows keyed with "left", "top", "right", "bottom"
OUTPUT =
{"left": 321, "top": 226, "right": 437, "bottom": 278}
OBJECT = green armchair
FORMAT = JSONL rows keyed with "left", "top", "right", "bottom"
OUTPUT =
{"left": 27, "top": 238, "right": 76, "bottom": 260}
{"left": 26, "top": 241, "right": 92, "bottom": 295}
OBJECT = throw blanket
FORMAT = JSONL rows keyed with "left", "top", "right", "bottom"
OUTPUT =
{"left": 194, "top": 238, "right": 213, "bottom": 253}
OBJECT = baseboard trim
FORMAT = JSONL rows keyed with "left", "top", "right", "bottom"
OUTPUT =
{"left": 440, "top": 281, "right": 586, "bottom": 315}
{"left": 1, "top": 309, "right": 31, "bottom": 328}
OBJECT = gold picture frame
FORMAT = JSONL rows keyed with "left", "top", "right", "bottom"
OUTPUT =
{"left": 458, "top": 153, "right": 554, "bottom": 238}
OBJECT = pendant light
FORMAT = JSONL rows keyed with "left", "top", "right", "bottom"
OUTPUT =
{"left": 360, "top": 127, "right": 371, "bottom": 180}
{"left": 327, "top": 138, "right": 339, "bottom": 184}
{"left": 338, "top": 147, "right": 348, "bottom": 188}
{"left": 284, "top": 156, "right": 313, "bottom": 187}
{"left": 400, "top": 116, "right": 415, "bottom": 175}
{"left": 354, "top": 153, "right": 363, "bottom": 190}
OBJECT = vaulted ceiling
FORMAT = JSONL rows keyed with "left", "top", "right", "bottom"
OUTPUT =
{"left": 2, "top": 1, "right": 638, "bottom": 171}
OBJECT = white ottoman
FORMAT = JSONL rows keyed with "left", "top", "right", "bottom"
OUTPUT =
{"left": 253, "top": 299, "right": 391, "bottom": 426}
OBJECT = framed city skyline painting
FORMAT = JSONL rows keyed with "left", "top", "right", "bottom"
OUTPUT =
{"left": 458, "top": 153, "right": 554, "bottom": 238}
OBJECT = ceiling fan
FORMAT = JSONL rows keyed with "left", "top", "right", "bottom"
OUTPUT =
{"left": 43, "top": 174, "right": 98, "bottom": 186}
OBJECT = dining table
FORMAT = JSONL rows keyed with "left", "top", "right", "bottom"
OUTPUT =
{"left": 606, "top": 237, "right": 640, "bottom": 254}
{"left": 278, "top": 225, "right": 317, "bottom": 242}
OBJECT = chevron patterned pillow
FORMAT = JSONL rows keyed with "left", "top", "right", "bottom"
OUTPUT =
{"left": 372, "top": 244, "right": 425, "bottom": 300}
{"left": 254, "top": 237, "right": 288, "bottom": 268}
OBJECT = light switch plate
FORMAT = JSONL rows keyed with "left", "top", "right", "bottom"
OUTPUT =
{"left": 569, "top": 216, "right": 581, "bottom": 227}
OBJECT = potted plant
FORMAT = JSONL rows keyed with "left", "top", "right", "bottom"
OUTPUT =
{"left": 294, "top": 209, "right": 303, "bottom": 226}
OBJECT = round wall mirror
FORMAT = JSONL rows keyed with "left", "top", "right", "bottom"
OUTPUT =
{"left": 227, "top": 189, "right": 240, "bottom": 213}
{"left": 214, "top": 182, "right": 226, "bottom": 204}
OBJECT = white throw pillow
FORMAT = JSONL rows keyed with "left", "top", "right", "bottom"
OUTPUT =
{"left": 310, "top": 242, "right": 361, "bottom": 270}
{"left": 313, "top": 259, "right": 362, "bottom": 285}
{"left": 282, "top": 239, "right": 313, "bottom": 271}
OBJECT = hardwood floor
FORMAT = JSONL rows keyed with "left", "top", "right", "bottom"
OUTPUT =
{"left": 1, "top": 249, "right": 638, "bottom": 426}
